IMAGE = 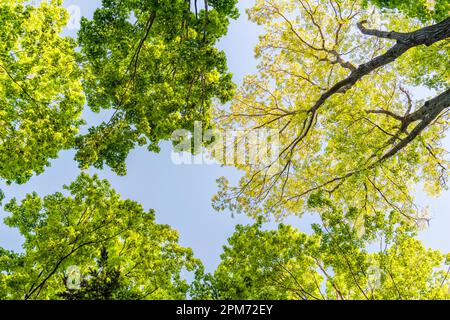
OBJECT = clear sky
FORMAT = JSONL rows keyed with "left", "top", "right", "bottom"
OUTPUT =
{"left": 0, "top": 0, "right": 448, "bottom": 274}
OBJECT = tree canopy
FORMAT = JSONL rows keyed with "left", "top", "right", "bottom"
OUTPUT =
{"left": 366, "top": 0, "right": 449, "bottom": 22}
{"left": 213, "top": 0, "right": 450, "bottom": 223}
{"left": 74, "top": 0, "right": 239, "bottom": 175}
{"left": 193, "top": 198, "right": 450, "bottom": 300}
{"left": 0, "top": 173, "right": 201, "bottom": 300}
{"left": 0, "top": 0, "right": 449, "bottom": 301}
{"left": 0, "top": 0, "right": 84, "bottom": 185}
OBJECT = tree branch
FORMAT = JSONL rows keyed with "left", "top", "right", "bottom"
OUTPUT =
{"left": 378, "top": 89, "right": 450, "bottom": 163}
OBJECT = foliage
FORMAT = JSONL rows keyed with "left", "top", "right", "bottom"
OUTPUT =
{"left": 365, "top": 0, "right": 450, "bottom": 22}
{"left": 0, "top": 0, "right": 449, "bottom": 301}
{"left": 192, "top": 198, "right": 450, "bottom": 300}
{"left": 0, "top": 173, "right": 201, "bottom": 300}
{"left": 212, "top": 0, "right": 450, "bottom": 222}
{"left": 0, "top": 0, "right": 84, "bottom": 185}
{"left": 75, "top": 0, "right": 238, "bottom": 175}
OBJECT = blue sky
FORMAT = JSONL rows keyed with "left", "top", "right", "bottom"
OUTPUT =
{"left": 0, "top": 0, "right": 449, "bottom": 273}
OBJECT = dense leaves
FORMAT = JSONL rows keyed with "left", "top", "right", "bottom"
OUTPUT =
{"left": 75, "top": 0, "right": 238, "bottom": 175}
{"left": 193, "top": 199, "right": 450, "bottom": 300}
{"left": 0, "top": 0, "right": 448, "bottom": 301}
{"left": 0, "top": 173, "right": 201, "bottom": 300}
{"left": 366, "top": 0, "right": 449, "bottom": 22}
{"left": 0, "top": 0, "right": 84, "bottom": 184}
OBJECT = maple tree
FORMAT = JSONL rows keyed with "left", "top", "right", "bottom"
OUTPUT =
{"left": 74, "top": 0, "right": 238, "bottom": 175}
{"left": 193, "top": 197, "right": 450, "bottom": 300}
{"left": 0, "top": 0, "right": 84, "bottom": 186}
{"left": 0, "top": 173, "right": 201, "bottom": 300}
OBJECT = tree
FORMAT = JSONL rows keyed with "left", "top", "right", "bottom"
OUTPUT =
{"left": 0, "top": 0, "right": 85, "bottom": 185}
{"left": 0, "top": 173, "right": 201, "bottom": 300}
{"left": 366, "top": 0, "right": 449, "bottom": 22}
{"left": 74, "top": 0, "right": 239, "bottom": 175}
{"left": 212, "top": 0, "right": 449, "bottom": 222}
{"left": 192, "top": 197, "right": 450, "bottom": 300}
